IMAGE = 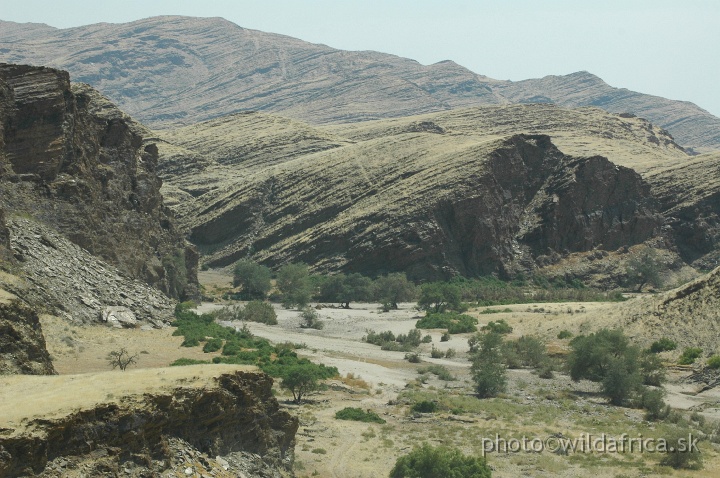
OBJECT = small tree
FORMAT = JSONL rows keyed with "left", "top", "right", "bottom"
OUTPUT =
{"left": 300, "top": 307, "right": 324, "bottom": 329}
{"left": 625, "top": 247, "right": 663, "bottom": 292}
{"left": 277, "top": 263, "right": 312, "bottom": 309}
{"left": 107, "top": 347, "right": 139, "bottom": 371}
{"left": 280, "top": 364, "right": 322, "bottom": 404}
{"left": 417, "top": 282, "right": 462, "bottom": 313}
{"left": 374, "top": 273, "right": 417, "bottom": 310}
{"left": 233, "top": 259, "right": 272, "bottom": 299}
{"left": 390, "top": 444, "right": 491, "bottom": 478}
{"left": 470, "top": 332, "right": 507, "bottom": 398}
{"left": 319, "top": 273, "right": 372, "bottom": 308}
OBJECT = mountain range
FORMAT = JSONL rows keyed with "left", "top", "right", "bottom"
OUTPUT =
{"left": 1, "top": 15, "right": 719, "bottom": 153}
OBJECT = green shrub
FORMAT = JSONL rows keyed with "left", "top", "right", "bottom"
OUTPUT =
{"left": 659, "top": 428, "right": 703, "bottom": 470}
{"left": 557, "top": 330, "right": 573, "bottom": 340}
{"left": 170, "top": 358, "right": 210, "bottom": 366}
{"left": 239, "top": 300, "right": 278, "bottom": 325}
{"left": 335, "top": 407, "right": 386, "bottom": 424}
{"left": 422, "top": 334, "right": 433, "bottom": 343}
{"left": 411, "top": 401, "right": 438, "bottom": 413}
{"left": 649, "top": 337, "right": 677, "bottom": 353}
{"left": 202, "top": 337, "right": 223, "bottom": 353}
{"left": 481, "top": 319, "right": 512, "bottom": 334}
{"left": 300, "top": 307, "right": 324, "bottom": 329}
{"left": 641, "top": 388, "right": 669, "bottom": 421}
{"left": 678, "top": 347, "right": 702, "bottom": 365}
{"left": 445, "top": 348, "right": 456, "bottom": 359}
{"left": 416, "top": 313, "right": 477, "bottom": 334}
{"left": 364, "top": 329, "right": 396, "bottom": 346}
{"left": 417, "top": 365, "right": 456, "bottom": 381}
{"left": 707, "top": 355, "right": 720, "bottom": 369}
{"left": 430, "top": 346, "right": 444, "bottom": 359}
{"left": 390, "top": 444, "right": 491, "bottom": 478}
{"left": 405, "top": 352, "right": 421, "bottom": 363}
{"left": 440, "top": 332, "right": 450, "bottom": 342}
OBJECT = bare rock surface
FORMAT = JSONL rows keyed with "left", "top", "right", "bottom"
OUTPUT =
{"left": 1, "top": 16, "right": 718, "bottom": 152}
{"left": 5, "top": 217, "right": 174, "bottom": 325}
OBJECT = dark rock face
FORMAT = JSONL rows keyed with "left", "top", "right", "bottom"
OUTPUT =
{"left": 0, "top": 207, "right": 11, "bottom": 265}
{"left": 0, "top": 63, "right": 197, "bottom": 299}
{"left": 0, "top": 300, "right": 56, "bottom": 375}
{"left": 0, "top": 371, "right": 298, "bottom": 477}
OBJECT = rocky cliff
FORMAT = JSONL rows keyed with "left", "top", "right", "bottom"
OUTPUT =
{"left": 0, "top": 299, "right": 56, "bottom": 375}
{"left": 1, "top": 16, "right": 718, "bottom": 153}
{"left": 0, "top": 369, "right": 298, "bottom": 477}
{"left": 0, "top": 63, "right": 197, "bottom": 299}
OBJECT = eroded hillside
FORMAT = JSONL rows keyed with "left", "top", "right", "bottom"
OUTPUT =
{"left": 158, "top": 104, "right": 702, "bottom": 281}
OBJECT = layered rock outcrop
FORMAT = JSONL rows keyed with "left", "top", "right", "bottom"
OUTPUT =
{"left": 0, "top": 63, "right": 197, "bottom": 299}
{"left": 0, "top": 370, "right": 298, "bottom": 477}
{"left": 179, "top": 130, "right": 661, "bottom": 280}
{"left": 0, "top": 299, "right": 56, "bottom": 375}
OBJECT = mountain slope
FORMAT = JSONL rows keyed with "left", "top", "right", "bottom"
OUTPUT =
{"left": 1, "top": 16, "right": 718, "bottom": 152}
{"left": 158, "top": 105, "right": 673, "bottom": 279}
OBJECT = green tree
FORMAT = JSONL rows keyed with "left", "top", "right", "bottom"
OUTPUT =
{"left": 277, "top": 263, "right": 312, "bottom": 309}
{"left": 280, "top": 364, "right": 323, "bottom": 404}
{"left": 417, "top": 282, "right": 462, "bottom": 313}
{"left": 625, "top": 247, "right": 663, "bottom": 292}
{"left": 568, "top": 329, "right": 629, "bottom": 382}
{"left": 389, "top": 444, "right": 491, "bottom": 478}
{"left": 319, "top": 272, "right": 372, "bottom": 308}
{"left": 470, "top": 332, "right": 507, "bottom": 398}
{"left": 232, "top": 259, "right": 272, "bottom": 299}
{"left": 374, "top": 273, "right": 417, "bottom": 310}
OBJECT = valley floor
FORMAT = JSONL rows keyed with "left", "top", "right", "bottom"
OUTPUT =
{"left": 19, "top": 283, "right": 718, "bottom": 477}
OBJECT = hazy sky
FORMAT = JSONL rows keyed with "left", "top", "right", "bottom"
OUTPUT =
{"left": 2, "top": 0, "right": 719, "bottom": 116}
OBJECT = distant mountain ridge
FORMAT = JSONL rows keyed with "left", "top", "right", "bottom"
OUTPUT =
{"left": 1, "top": 16, "right": 719, "bottom": 152}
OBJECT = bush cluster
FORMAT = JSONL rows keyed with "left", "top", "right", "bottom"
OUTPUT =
{"left": 416, "top": 313, "right": 478, "bottom": 334}
{"left": 335, "top": 407, "right": 386, "bottom": 424}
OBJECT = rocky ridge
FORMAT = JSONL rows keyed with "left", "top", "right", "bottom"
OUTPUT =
{"left": 0, "top": 63, "right": 197, "bottom": 300}
{"left": 0, "top": 369, "right": 298, "bottom": 477}
{"left": 1, "top": 16, "right": 718, "bottom": 152}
